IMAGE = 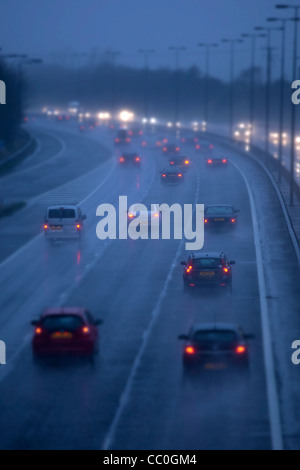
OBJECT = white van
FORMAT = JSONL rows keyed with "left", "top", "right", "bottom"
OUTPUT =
{"left": 44, "top": 205, "right": 87, "bottom": 241}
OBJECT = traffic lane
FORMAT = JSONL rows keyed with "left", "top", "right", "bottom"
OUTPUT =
{"left": 0, "top": 155, "right": 200, "bottom": 449}
{"left": 107, "top": 155, "right": 271, "bottom": 450}
{"left": 0, "top": 123, "right": 112, "bottom": 202}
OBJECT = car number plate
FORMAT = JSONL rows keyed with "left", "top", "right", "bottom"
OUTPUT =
{"left": 199, "top": 271, "right": 215, "bottom": 276}
{"left": 205, "top": 363, "right": 227, "bottom": 370}
{"left": 51, "top": 331, "right": 73, "bottom": 339}
{"left": 50, "top": 225, "right": 62, "bottom": 230}
{"left": 214, "top": 218, "right": 225, "bottom": 221}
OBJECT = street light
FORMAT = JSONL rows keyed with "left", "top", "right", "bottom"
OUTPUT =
{"left": 169, "top": 46, "right": 187, "bottom": 124}
{"left": 241, "top": 33, "right": 266, "bottom": 145}
{"left": 255, "top": 26, "right": 282, "bottom": 158}
{"left": 267, "top": 17, "right": 288, "bottom": 183}
{"left": 221, "top": 38, "right": 243, "bottom": 139}
{"left": 138, "top": 49, "right": 155, "bottom": 120}
{"left": 276, "top": 4, "right": 300, "bottom": 206}
{"left": 198, "top": 43, "right": 218, "bottom": 127}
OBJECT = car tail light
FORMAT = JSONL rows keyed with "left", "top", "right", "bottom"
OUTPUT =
{"left": 35, "top": 327, "right": 42, "bottom": 335}
{"left": 119, "top": 156, "right": 125, "bottom": 163}
{"left": 44, "top": 224, "right": 48, "bottom": 230}
{"left": 222, "top": 159, "right": 227, "bottom": 163}
{"left": 163, "top": 147, "right": 167, "bottom": 152}
{"left": 139, "top": 130, "right": 143, "bottom": 135}
{"left": 142, "top": 141, "right": 146, "bottom": 146}
{"left": 156, "top": 141, "right": 161, "bottom": 146}
{"left": 208, "top": 159, "right": 212, "bottom": 164}
{"left": 209, "top": 144, "right": 214, "bottom": 149}
{"left": 170, "top": 161, "right": 174, "bottom": 165}
{"left": 126, "top": 137, "right": 131, "bottom": 143}
{"left": 236, "top": 345, "right": 246, "bottom": 354}
{"left": 176, "top": 147, "right": 180, "bottom": 151}
{"left": 204, "top": 219, "right": 208, "bottom": 224}
{"left": 135, "top": 156, "right": 140, "bottom": 162}
{"left": 162, "top": 174, "right": 166, "bottom": 177}
{"left": 115, "top": 138, "right": 120, "bottom": 143}
{"left": 76, "top": 224, "right": 81, "bottom": 229}
{"left": 223, "top": 267, "right": 229, "bottom": 274}
{"left": 178, "top": 174, "right": 182, "bottom": 177}
{"left": 128, "top": 213, "right": 134, "bottom": 218}
{"left": 231, "top": 218, "right": 236, "bottom": 223}
{"left": 196, "top": 144, "right": 200, "bottom": 149}
{"left": 163, "top": 138, "right": 168, "bottom": 143}
{"left": 129, "top": 131, "right": 133, "bottom": 135}
{"left": 185, "top": 160, "right": 189, "bottom": 165}
{"left": 186, "top": 265, "right": 193, "bottom": 274}
{"left": 185, "top": 346, "right": 195, "bottom": 355}
{"left": 82, "top": 326, "right": 90, "bottom": 334}
{"left": 153, "top": 213, "right": 159, "bottom": 218}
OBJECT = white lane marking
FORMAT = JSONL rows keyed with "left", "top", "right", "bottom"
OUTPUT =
{"left": 101, "top": 160, "right": 201, "bottom": 451}
{"left": 230, "top": 159, "right": 283, "bottom": 451}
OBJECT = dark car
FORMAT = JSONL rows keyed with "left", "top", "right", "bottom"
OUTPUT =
{"left": 128, "top": 128, "right": 143, "bottom": 137}
{"left": 206, "top": 155, "right": 228, "bottom": 166}
{"left": 181, "top": 136, "right": 199, "bottom": 145}
{"left": 178, "top": 322, "right": 254, "bottom": 372}
{"left": 168, "top": 156, "right": 190, "bottom": 171}
{"left": 195, "top": 142, "right": 214, "bottom": 153}
{"left": 181, "top": 251, "right": 235, "bottom": 292}
{"left": 56, "top": 113, "right": 70, "bottom": 122}
{"left": 115, "top": 128, "right": 131, "bottom": 145}
{"left": 204, "top": 205, "right": 239, "bottom": 227}
{"left": 162, "top": 143, "right": 181, "bottom": 156}
{"left": 160, "top": 167, "right": 184, "bottom": 184}
{"left": 119, "top": 152, "right": 141, "bottom": 165}
{"left": 31, "top": 308, "right": 102, "bottom": 362}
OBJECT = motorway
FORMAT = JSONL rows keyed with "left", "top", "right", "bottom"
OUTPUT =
{"left": 0, "top": 118, "right": 299, "bottom": 450}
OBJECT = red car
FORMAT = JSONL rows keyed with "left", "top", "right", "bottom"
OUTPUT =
{"left": 31, "top": 308, "right": 102, "bottom": 362}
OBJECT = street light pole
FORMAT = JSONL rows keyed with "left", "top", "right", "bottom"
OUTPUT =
{"left": 138, "top": 49, "right": 154, "bottom": 120}
{"left": 222, "top": 38, "right": 243, "bottom": 139}
{"left": 169, "top": 46, "right": 186, "bottom": 124}
{"left": 198, "top": 43, "right": 218, "bottom": 126}
{"left": 241, "top": 33, "right": 266, "bottom": 146}
{"left": 267, "top": 17, "right": 287, "bottom": 183}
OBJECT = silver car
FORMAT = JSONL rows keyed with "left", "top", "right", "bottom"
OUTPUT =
{"left": 44, "top": 205, "right": 87, "bottom": 241}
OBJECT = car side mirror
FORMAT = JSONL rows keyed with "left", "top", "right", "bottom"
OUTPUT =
{"left": 31, "top": 320, "right": 38, "bottom": 326}
{"left": 178, "top": 334, "right": 188, "bottom": 340}
{"left": 180, "top": 261, "right": 186, "bottom": 266}
{"left": 229, "top": 260, "right": 236, "bottom": 265}
{"left": 244, "top": 333, "right": 255, "bottom": 340}
{"left": 94, "top": 319, "right": 103, "bottom": 326}
{"left": 82, "top": 214, "right": 87, "bottom": 220}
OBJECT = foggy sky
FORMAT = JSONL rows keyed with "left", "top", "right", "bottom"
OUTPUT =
{"left": 1, "top": 0, "right": 299, "bottom": 80}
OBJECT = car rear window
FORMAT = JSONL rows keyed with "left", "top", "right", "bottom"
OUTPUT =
{"left": 41, "top": 315, "right": 84, "bottom": 331}
{"left": 206, "top": 207, "right": 234, "bottom": 215}
{"left": 193, "top": 330, "right": 237, "bottom": 343}
{"left": 192, "top": 258, "right": 222, "bottom": 268}
{"left": 48, "top": 209, "right": 76, "bottom": 219}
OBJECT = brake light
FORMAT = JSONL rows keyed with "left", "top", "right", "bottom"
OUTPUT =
{"left": 129, "top": 131, "right": 133, "bottom": 135}
{"left": 135, "top": 156, "right": 140, "bottom": 162}
{"left": 222, "top": 159, "right": 227, "bottom": 163}
{"left": 176, "top": 147, "right": 180, "bottom": 151}
{"left": 119, "top": 156, "right": 125, "bottom": 163}
{"left": 115, "top": 138, "right": 120, "bottom": 143}
{"left": 178, "top": 174, "right": 182, "bottom": 177}
{"left": 208, "top": 159, "right": 212, "bottom": 164}
{"left": 163, "top": 147, "right": 167, "bottom": 151}
{"left": 126, "top": 137, "right": 131, "bottom": 143}
{"left": 185, "top": 346, "right": 195, "bottom": 355}
{"left": 44, "top": 224, "right": 48, "bottom": 230}
{"left": 209, "top": 144, "right": 214, "bottom": 149}
{"left": 236, "top": 345, "right": 246, "bottom": 354}
{"left": 196, "top": 144, "right": 200, "bottom": 149}
{"left": 231, "top": 218, "right": 236, "bottom": 223}
{"left": 204, "top": 219, "right": 208, "bottom": 224}
{"left": 35, "top": 327, "right": 42, "bottom": 335}
{"left": 128, "top": 213, "right": 134, "bottom": 218}
{"left": 76, "top": 224, "right": 81, "bottom": 229}
{"left": 163, "top": 139, "right": 168, "bottom": 143}
{"left": 185, "top": 160, "right": 189, "bottom": 164}
{"left": 82, "top": 326, "right": 90, "bottom": 334}
{"left": 170, "top": 161, "right": 174, "bottom": 165}
{"left": 142, "top": 141, "right": 146, "bottom": 146}
{"left": 223, "top": 267, "right": 229, "bottom": 273}
{"left": 162, "top": 174, "right": 166, "bottom": 177}
{"left": 186, "top": 265, "right": 193, "bottom": 273}
{"left": 153, "top": 213, "right": 159, "bottom": 217}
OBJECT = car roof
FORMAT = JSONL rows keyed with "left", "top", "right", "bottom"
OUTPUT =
{"left": 189, "top": 252, "right": 224, "bottom": 259}
{"left": 41, "top": 307, "right": 86, "bottom": 318}
{"left": 191, "top": 322, "right": 240, "bottom": 333}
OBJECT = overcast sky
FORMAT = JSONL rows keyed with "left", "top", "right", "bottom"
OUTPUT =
{"left": 1, "top": 0, "right": 299, "bottom": 80}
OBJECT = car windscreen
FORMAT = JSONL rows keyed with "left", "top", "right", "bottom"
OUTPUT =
{"left": 191, "top": 258, "right": 222, "bottom": 268}
{"left": 193, "top": 330, "right": 237, "bottom": 343}
{"left": 206, "top": 207, "right": 234, "bottom": 215}
{"left": 41, "top": 315, "right": 84, "bottom": 331}
{"left": 48, "top": 209, "right": 76, "bottom": 219}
